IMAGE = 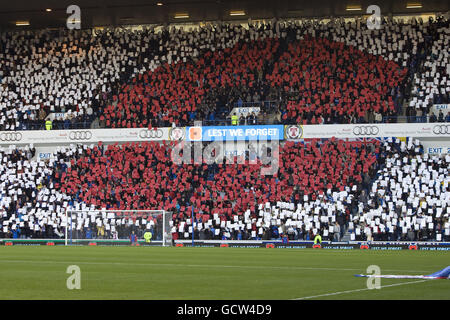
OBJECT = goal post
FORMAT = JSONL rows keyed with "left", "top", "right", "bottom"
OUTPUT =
{"left": 64, "top": 209, "right": 172, "bottom": 246}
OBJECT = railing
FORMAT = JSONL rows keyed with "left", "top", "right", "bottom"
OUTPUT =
{"left": 203, "top": 100, "right": 279, "bottom": 118}
{"left": 6, "top": 111, "right": 449, "bottom": 132}
{"left": 233, "top": 100, "right": 278, "bottom": 108}
{"left": 201, "top": 118, "right": 277, "bottom": 126}
{"left": 16, "top": 121, "right": 93, "bottom": 131}
{"left": 382, "top": 115, "right": 429, "bottom": 123}
{"left": 13, "top": 114, "right": 97, "bottom": 131}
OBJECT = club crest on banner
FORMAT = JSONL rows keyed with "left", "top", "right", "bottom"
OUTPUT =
{"left": 169, "top": 127, "right": 185, "bottom": 141}
{"left": 285, "top": 125, "right": 303, "bottom": 139}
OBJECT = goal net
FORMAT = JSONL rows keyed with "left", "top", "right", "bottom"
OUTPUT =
{"left": 64, "top": 209, "right": 172, "bottom": 246}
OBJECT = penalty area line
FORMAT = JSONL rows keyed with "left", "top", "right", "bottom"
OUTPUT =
{"left": 292, "top": 279, "right": 429, "bottom": 300}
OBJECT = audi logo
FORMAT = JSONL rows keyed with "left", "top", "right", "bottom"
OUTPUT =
{"left": 0, "top": 132, "right": 23, "bottom": 141}
{"left": 139, "top": 129, "right": 164, "bottom": 139}
{"left": 69, "top": 131, "right": 92, "bottom": 140}
{"left": 433, "top": 125, "right": 450, "bottom": 135}
{"left": 352, "top": 126, "right": 379, "bottom": 136}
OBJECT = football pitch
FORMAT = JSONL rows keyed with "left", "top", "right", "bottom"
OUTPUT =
{"left": 0, "top": 246, "right": 448, "bottom": 300}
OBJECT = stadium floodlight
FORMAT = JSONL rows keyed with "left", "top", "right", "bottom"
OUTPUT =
{"left": 16, "top": 21, "right": 30, "bottom": 26}
{"left": 346, "top": 5, "right": 362, "bottom": 11}
{"left": 406, "top": 2, "right": 422, "bottom": 9}
{"left": 230, "top": 10, "right": 246, "bottom": 16}
{"left": 64, "top": 209, "right": 172, "bottom": 246}
{"left": 174, "top": 13, "right": 189, "bottom": 19}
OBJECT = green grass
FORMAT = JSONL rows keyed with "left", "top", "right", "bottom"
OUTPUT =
{"left": 0, "top": 246, "right": 448, "bottom": 299}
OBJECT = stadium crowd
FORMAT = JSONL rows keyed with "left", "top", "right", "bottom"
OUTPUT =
{"left": 0, "top": 138, "right": 448, "bottom": 242}
{"left": 407, "top": 19, "right": 450, "bottom": 122}
{"left": 350, "top": 138, "right": 450, "bottom": 242}
{"left": 0, "top": 16, "right": 449, "bottom": 131}
{"left": 0, "top": 15, "right": 449, "bottom": 243}
{"left": 34, "top": 137, "right": 379, "bottom": 243}
{"left": 0, "top": 144, "right": 71, "bottom": 238}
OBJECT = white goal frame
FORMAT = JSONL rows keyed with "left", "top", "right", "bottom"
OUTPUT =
{"left": 64, "top": 209, "right": 169, "bottom": 246}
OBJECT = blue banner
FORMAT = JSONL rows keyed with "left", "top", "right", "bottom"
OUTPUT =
{"left": 186, "top": 125, "right": 284, "bottom": 141}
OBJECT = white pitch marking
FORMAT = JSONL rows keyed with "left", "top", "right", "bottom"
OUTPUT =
{"left": 292, "top": 279, "right": 429, "bottom": 300}
{"left": 0, "top": 259, "right": 431, "bottom": 273}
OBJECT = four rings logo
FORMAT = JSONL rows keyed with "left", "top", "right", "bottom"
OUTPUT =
{"left": 352, "top": 126, "right": 379, "bottom": 136}
{"left": 69, "top": 131, "right": 92, "bottom": 140}
{"left": 139, "top": 129, "right": 164, "bottom": 139}
{"left": 433, "top": 125, "right": 450, "bottom": 135}
{"left": 0, "top": 132, "right": 23, "bottom": 141}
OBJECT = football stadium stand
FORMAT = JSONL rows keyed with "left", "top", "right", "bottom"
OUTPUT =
{"left": 0, "top": 17, "right": 448, "bottom": 130}
{"left": 0, "top": 15, "right": 449, "bottom": 245}
{"left": 0, "top": 138, "right": 448, "bottom": 242}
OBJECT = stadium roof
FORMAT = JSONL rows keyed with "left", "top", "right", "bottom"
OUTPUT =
{"left": 0, "top": 0, "right": 449, "bottom": 30}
